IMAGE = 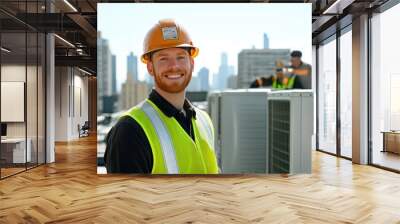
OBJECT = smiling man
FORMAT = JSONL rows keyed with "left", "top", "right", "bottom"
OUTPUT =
{"left": 104, "top": 19, "right": 219, "bottom": 174}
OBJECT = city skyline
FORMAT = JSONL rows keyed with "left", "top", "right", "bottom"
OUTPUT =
{"left": 103, "top": 43, "right": 308, "bottom": 92}
{"left": 112, "top": 52, "right": 233, "bottom": 91}
{"left": 98, "top": 3, "right": 311, "bottom": 92}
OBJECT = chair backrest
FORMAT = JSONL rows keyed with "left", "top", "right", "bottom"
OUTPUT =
{"left": 82, "top": 121, "right": 90, "bottom": 129}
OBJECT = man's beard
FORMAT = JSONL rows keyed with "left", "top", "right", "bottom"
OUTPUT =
{"left": 153, "top": 67, "right": 192, "bottom": 93}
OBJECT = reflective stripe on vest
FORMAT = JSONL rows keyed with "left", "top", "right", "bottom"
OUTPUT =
{"left": 139, "top": 101, "right": 179, "bottom": 174}
{"left": 272, "top": 76, "right": 296, "bottom": 89}
{"left": 287, "top": 75, "right": 295, "bottom": 88}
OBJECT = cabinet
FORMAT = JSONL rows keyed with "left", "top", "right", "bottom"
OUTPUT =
{"left": 1, "top": 138, "right": 32, "bottom": 164}
{"left": 382, "top": 131, "right": 400, "bottom": 154}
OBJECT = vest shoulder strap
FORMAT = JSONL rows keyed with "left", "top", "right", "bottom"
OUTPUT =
{"left": 131, "top": 100, "right": 179, "bottom": 174}
{"left": 194, "top": 108, "right": 214, "bottom": 150}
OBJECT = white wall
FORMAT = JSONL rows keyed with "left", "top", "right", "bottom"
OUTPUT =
{"left": 55, "top": 67, "right": 68, "bottom": 141}
{"left": 1, "top": 65, "right": 33, "bottom": 138}
{"left": 72, "top": 72, "right": 89, "bottom": 138}
{"left": 55, "top": 67, "right": 89, "bottom": 141}
{"left": 2, "top": 63, "right": 47, "bottom": 164}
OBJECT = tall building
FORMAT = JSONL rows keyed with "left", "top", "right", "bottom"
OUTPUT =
{"left": 198, "top": 67, "right": 210, "bottom": 91}
{"left": 108, "top": 54, "right": 118, "bottom": 113}
{"left": 228, "top": 65, "right": 235, "bottom": 77}
{"left": 111, "top": 54, "right": 117, "bottom": 95}
{"left": 221, "top": 52, "right": 228, "bottom": 66}
{"left": 237, "top": 49, "right": 290, "bottom": 88}
{"left": 102, "top": 95, "right": 118, "bottom": 113}
{"left": 119, "top": 76, "right": 149, "bottom": 111}
{"left": 97, "top": 32, "right": 112, "bottom": 113}
{"left": 213, "top": 52, "right": 233, "bottom": 90}
{"left": 145, "top": 72, "right": 154, "bottom": 89}
{"left": 211, "top": 73, "right": 218, "bottom": 90}
{"left": 263, "top": 33, "right": 269, "bottom": 49}
{"left": 127, "top": 52, "right": 138, "bottom": 81}
{"left": 188, "top": 76, "right": 201, "bottom": 92}
{"left": 227, "top": 75, "right": 238, "bottom": 89}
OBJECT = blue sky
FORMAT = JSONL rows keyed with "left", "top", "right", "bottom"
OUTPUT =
{"left": 98, "top": 3, "right": 311, "bottom": 91}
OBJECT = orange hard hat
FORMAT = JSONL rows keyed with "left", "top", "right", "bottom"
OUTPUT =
{"left": 140, "top": 19, "right": 199, "bottom": 64}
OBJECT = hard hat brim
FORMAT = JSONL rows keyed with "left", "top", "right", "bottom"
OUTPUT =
{"left": 141, "top": 44, "right": 199, "bottom": 64}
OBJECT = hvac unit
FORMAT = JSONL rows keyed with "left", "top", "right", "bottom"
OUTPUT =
{"left": 267, "top": 90, "right": 313, "bottom": 174}
{"left": 214, "top": 89, "right": 271, "bottom": 173}
{"left": 207, "top": 91, "right": 222, "bottom": 168}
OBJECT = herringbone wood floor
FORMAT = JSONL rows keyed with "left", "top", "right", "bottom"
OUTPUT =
{"left": 1, "top": 135, "right": 400, "bottom": 223}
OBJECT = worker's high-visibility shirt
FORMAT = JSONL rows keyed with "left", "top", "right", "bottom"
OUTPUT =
{"left": 104, "top": 90, "right": 219, "bottom": 174}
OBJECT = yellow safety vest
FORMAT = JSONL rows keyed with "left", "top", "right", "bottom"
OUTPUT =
{"left": 272, "top": 76, "right": 296, "bottom": 89}
{"left": 124, "top": 99, "right": 219, "bottom": 174}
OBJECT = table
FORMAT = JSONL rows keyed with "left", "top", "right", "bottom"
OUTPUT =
{"left": 1, "top": 138, "right": 31, "bottom": 163}
{"left": 381, "top": 131, "right": 400, "bottom": 154}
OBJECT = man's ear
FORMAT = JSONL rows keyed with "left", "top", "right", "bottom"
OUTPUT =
{"left": 147, "top": 61, "right": 154, "bottom": 76}
{"left": 190, "top": 57, "right": 194, "bottom": 73}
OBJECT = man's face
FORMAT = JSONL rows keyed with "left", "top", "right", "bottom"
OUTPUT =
{"left": 147, "top": 48, "right": 194, "bottom": 94}
{"left": 291, "top": 57, "right": 301, "bottom": 68}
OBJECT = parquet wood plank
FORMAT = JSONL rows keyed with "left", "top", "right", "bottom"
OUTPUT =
{"left": 0, "top": 135, "right": 399, "bottom": 223}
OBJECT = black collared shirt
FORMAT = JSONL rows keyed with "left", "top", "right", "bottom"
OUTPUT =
{"left": 104, "top": 90, "right": 197, "bottom": 173}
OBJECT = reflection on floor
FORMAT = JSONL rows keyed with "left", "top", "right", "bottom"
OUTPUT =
{"left": 0, "top": 162, "right": 40, "bottom": 178}
{"left": 373, "top": 150, "right": 400, "bottom": 171}
{"left": 341, "top": 148, "right": 352, "bottom": 158}
{"left": 0, "top": 167, "right": 25, "bottom": 177}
